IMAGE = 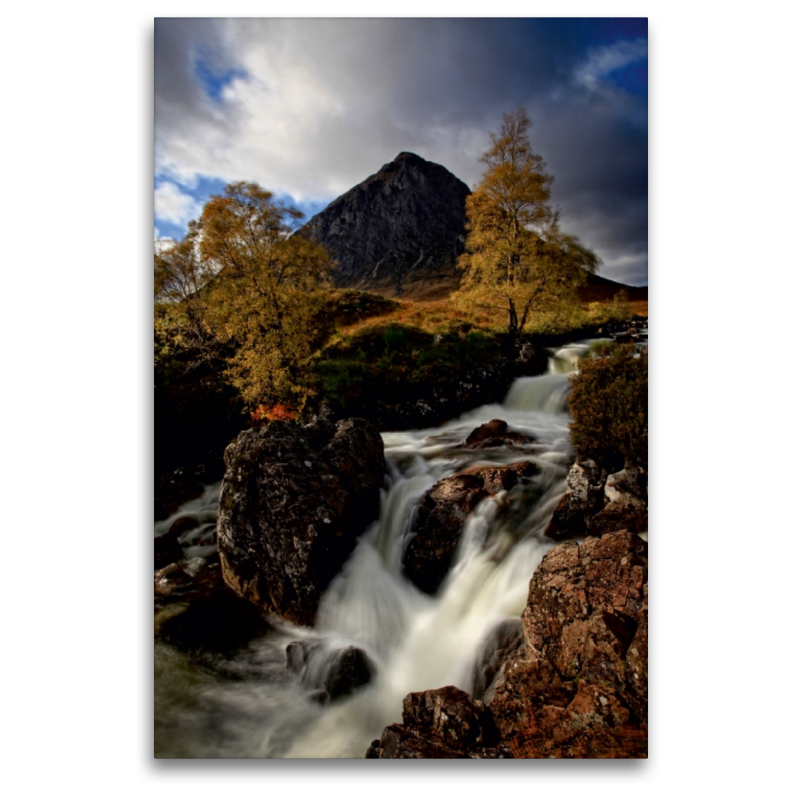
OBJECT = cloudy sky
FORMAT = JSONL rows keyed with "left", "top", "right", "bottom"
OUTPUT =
{"left": 155, "top": 18, "right": 648, "bottom": 285}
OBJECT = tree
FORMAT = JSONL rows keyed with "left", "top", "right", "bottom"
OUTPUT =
{"left": 196, "top": 182, "right": 333, "bottom": 407}
{"left": 154, "top": 220, "right": 211, "bottom": 344}
{"left": 458, "top": 109, "right": 599, "bottom": 340}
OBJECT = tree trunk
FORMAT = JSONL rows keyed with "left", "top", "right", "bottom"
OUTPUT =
{"left": 507, "top": 296, "right": 519, "bottom": 340}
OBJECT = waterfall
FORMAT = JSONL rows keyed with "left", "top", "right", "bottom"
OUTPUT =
{"left": 154, "top": 340, "right": 607, "bottom": 758}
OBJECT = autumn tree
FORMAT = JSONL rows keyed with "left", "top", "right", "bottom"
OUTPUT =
{"left": 458, "top": 109, "right": 599, "bottom": 340}
{"left": 154, "top": 220, "right": 212, "bottom": 344}
{"left": 196, "top": 181, "right": 333, "bottom": 407}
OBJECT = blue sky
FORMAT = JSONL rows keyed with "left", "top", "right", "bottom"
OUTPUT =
{"left": 155, "top": 18, "right": 648, "bottom": 284}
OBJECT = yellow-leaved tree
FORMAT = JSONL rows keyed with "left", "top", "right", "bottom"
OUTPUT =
{"left": 154, "top": 220, "right": 212, "bottom": 345}
{"left": 458, "top": 109, "right": 599, "bottom": 340}
{"left": 195, "top": 181, "right": 333, "bottom": 407}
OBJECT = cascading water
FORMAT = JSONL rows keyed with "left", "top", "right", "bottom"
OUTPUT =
{"left": 154, "top": 339, "right": 609, "bottom": 758}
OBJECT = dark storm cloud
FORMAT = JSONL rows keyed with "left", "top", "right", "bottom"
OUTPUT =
{"left": 154, "top": 18, "right": 648, "bottom": 284}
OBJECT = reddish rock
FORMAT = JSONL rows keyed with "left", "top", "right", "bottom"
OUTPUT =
{"left": 369, "top": 530, "right": 647, "bottom": 759}
{"left": 403, "top": 461, "right": 538, "bottom": 594}
{"left": 464, "top": 418, "right": 535, "bottom": 449}
{"left": 366, "top": 686, "right": 512, "bottom": 759}
{"left": 490, "top": 530, "right": 648, "bottom": 758}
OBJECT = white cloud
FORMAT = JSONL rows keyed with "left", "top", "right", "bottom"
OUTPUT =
{"left": 154, "top": 19, "right": 649, "bottom": 284}
{"left": 574, "top": 38, "right": 648, "bottom": 91}
{"left": 154, "top": 20, "right": 500, "bottom": 201}
{"left": 154, "top": 181, "right": 202, "bottom": 226}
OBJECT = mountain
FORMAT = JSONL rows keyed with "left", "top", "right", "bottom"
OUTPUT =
{"left": 576, "top": 273, "right": 648, "bottom": 304}
{"left": 300, "top": 152, "right": 470, "bottom": 294}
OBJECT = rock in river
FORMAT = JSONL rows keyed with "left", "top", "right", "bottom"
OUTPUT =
{"left": 403, "top": 461, "right": 538, "bottom": 595}
{"left": 217, "top": 417, "right": 386, "bottom": 626}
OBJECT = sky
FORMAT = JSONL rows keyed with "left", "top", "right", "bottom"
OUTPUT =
{"left": 155, "top": 18, "right": 648, "bottom": 285}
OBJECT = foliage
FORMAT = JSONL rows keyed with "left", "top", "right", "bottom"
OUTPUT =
{"left": 250, "top": 402, "right": 299, "bottom": 425}
{"left": 457, "top": 109, "right": 599, "bottom": 340}
{"left": 154, "top": 303, "right": 244, "bottom": 472}
{"left": 309, "top": 325, "right": 501, "bottom": 415}
{"left": 323, "top": 290, "right": 399, "bottom": 329}
{"left": 154, "top": 221, "right": 212, "bottom": 344}
{"left": 158, "top": 181, "right": 334, "bottom": 409}
{"left": 568, "top": 344, "right": 648, "bottom": 470}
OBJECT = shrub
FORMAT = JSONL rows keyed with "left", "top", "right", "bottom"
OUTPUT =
{"left": 307, "top": 325, "right": 501, "bottom": 418}
{"left": 567, "top": 345, "right": 647, "bottom": 470}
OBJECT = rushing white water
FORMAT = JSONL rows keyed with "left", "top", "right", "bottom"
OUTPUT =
{"left": 154, "top": 340, "right": 612, "bottom": 759}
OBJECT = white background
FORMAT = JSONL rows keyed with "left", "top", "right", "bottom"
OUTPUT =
{"left": 1, "top": 2, "right": 798, "bottom": 797}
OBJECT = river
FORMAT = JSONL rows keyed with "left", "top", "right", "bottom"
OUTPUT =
{"left": 154, "top": 340, "right": 616, "bottom": 758}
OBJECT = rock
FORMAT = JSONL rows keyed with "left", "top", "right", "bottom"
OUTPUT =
{"left": 154, "top": 531, "right": 184, "bottom": 569}
{"left": 324, "top": 646, "right": 376, "bottom": 700}
{"left": 367, "top": 686, "right": 511, "bottom": 759}
{"left": 168, "top": 516, "right": 200, "bottom": 538}
{"left": 463, "top": 419, "right": 535, "bottom": 449}
{"left": 286, "top": 640, "right": 376, "bottom": 702}
{"left": 217, "top": 417, "right": 385, "bottom": 625}
{"left": 403, "top": 461, "right": 538, "bottom": 594}
{"left": 469, "top": 619, "right": 524, "bottom": 703}
{"left": 544, "top": 459, "right": 607, "bottom": 540}
{"left": 546, "top": 461, "right": 648, "bottom": 541}
{"left": 154, "top": 553, "right": 270, "bottom": 654}
{"left": 587, "top": 467, "right": 648, "bottom": 536}
{"left": 300, "top": 152, "right": 470, "bottom": 293}
{"left": 489, "top": 530, "right": 648, "bottom": 758}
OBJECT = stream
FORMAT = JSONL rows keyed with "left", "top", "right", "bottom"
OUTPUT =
{"left": 154, "top": 339, "right": 623, "bottom": 758}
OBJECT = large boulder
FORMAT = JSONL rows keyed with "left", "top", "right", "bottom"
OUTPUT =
{"left": 217, "top": 417, "right": 386, "bottom": 626}
{"left": 490, "top": 530, "right": 648, "bottom": 758}
{"left": 403, "top": 461, "right": 538, "bottom": 594}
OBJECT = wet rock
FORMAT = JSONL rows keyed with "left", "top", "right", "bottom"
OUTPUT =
{"left": 470, "top": 619, "right": 524, "bottom": 703}
{"left": 403, "top": 461, "right": 538, "bottom": 594}
{"left": 544, "top": 459, "right": 607, "bottom": 540}
{"left": 324, "top": 646, "right": 376, "bottom": 700}
{"left": 154, "top": 531, "right": 184, "bottom": 569}
{"left": 367, "top": 686, "right": 511, "bottom": 759}
{"left": 168, "top": 516, "right": 200, "bottom": 538}
{"left": 286, "top": 640, "right": 376, "bottom": 702}
{"left": 154, "top": 466, "right": 206, "bottom": 522}
{"left": 489, "top": 530, "right": 648, "bottom": 758}
{"left": 587, "top": 467, "right": 648, "bottom": 536}
{"left": 217, "top": 417, "right": 385, "bottom": 626}
{"left": 463, "top": 418, "right": 535, "bottom": 449}
{"left": 369, "top": 724, "right": 464, "bottom": 758}
{"left": 154, "top": 553, "right": 270, "bottom": 654}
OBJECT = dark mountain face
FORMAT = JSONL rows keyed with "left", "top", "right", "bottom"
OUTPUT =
{"left": 300, "top": 152, "right": 470, "bottom": 293}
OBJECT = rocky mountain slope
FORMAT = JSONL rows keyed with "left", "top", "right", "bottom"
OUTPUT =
{"left": 300, "top": 152, "right": 470, "bottom": 294}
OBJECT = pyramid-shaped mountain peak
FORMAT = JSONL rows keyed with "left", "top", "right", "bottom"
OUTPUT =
{"left": 301, "top": 153, "right": 470, "bottom": 293}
